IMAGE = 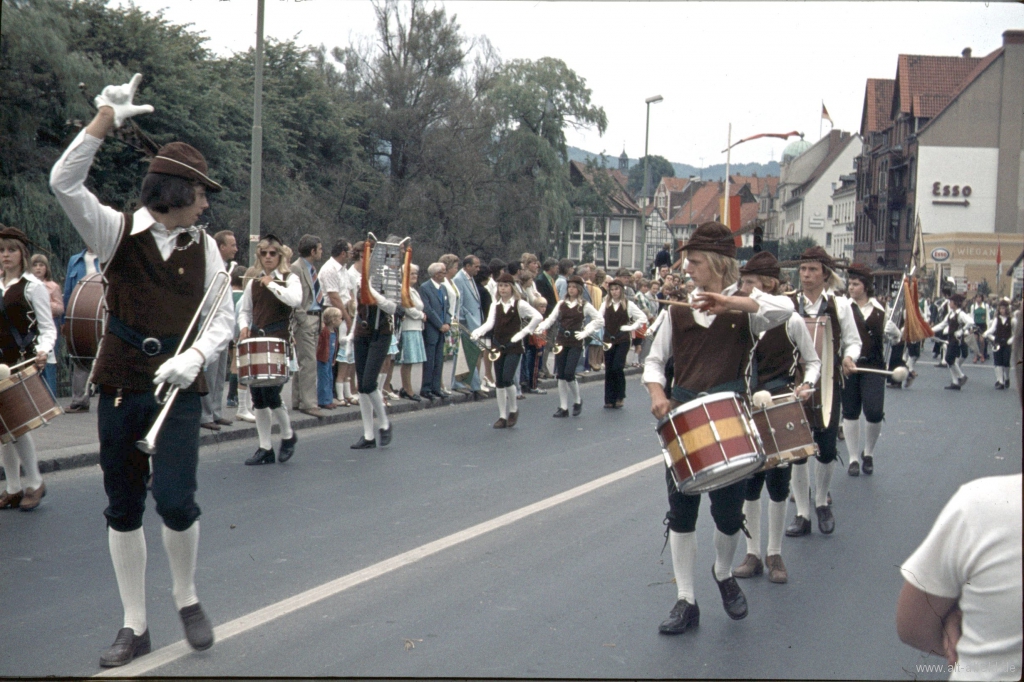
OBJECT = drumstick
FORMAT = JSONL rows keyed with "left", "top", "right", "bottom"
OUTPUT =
{"left": 657, "top": 299, "right": 694, "bottom": 308}
{"left": 852, "top": 366, "right": 909, "bottom": 382}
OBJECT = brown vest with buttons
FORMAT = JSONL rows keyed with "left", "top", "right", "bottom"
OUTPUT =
{"left": 493, "top": 301, "right": 524, "bottom": 355}
{"left": 251, "top": 276, "right": 292, "bottom": 340}
{"left": 754, "top": 324, "right": 799, "bottom": 391}
{"left": 669, "top": 305, "right": 751, "bottom": 395}
{"left": 92, "top": 214, "right": 208, "bottom": 393}
{"left": 557, "top": 302, "right": 585, "bottom": 348}
{"left": 604, "top": 302, "right": 630, "bottom": 345}
{"left": 0, "top": 279, "right": 34, "bottom": 364}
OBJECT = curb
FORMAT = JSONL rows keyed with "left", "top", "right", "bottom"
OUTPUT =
{"left": 32, "top": 367, "right": 642, "bottom": 475}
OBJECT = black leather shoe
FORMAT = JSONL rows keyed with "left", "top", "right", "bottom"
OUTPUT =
{"left": 420, "top": 391, "right": 436, "bottom": 401}
{"left": 506, "top": 411, "right": 518, "bottom": 427}
{"left": 553, "top": 408, "right": 569, "bottom": 418}
{"left": 400, "top": 388, "right": 421, "bottom": 402}
{"left": 944, "top": 384, "right": 961, "bottom": 390}
{"left": 179, "top": 603, "right": 214, "bottom": 651}
{"left": 712, "top": 566, "right": 748, "bottom": 620}
{"left": 847, "top": 461, "right": 860, "bottom": 476}
{"left": 785, "top": 515, "right": 811, "bottom": 537}
{"left": 572, "top": 401, "right": 582, "bottom": 416}
{"left": 278, "top": 434, "right": 297, "bottom": 463}
{"left": 816, "top": 505, "right": 835, "bottom": 534}
{"left": 658, "top": 599, "right": 700, "bottom": 635}
{"left": 244, "top": 448, "right": 275, "bottom": 465}
{"left": 99, "top": 627, "right": 151, "bottom": 667}
{"left": 862, "top": 455, "right": 873, "bottom": 475}
{"left": 351, "top": 436, "right": 376, "bottom": 449}
{"left": 379, "top": 425, "right": 392, "bottom": 447}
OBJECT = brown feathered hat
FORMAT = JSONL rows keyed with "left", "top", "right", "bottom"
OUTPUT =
{"left": 496, "top": 272, "right": 516, "bottom": 285}
{"left": 739, "top": 251, "right": 780, "bottom": 279}
{"left": 677, "top": 222, "right": 736, "bottom": 259}
{"left": 799, "top": 245, "right": 836, "bottom": 271}
{"left": 846, "top": 262, "right": 873, "bottom": 281}
{"left": 149, "top": 142, "right": 224, "bottom": 192}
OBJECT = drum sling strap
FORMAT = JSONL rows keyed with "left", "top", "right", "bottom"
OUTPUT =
{"left": 671, "top": 379, "right": 746, "bottom": 404}
{"left": 0, "top": 294, "right": 36, "bottom": 359}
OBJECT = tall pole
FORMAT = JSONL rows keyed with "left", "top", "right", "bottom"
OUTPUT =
{"left": 641, "top": 95, "right": 663, "bottom": 272}
{"left": 248, "top": 0, "right": 265, "bottom": 266}
{"left": 723, "top": 123, "right": 731, "bottom": 229}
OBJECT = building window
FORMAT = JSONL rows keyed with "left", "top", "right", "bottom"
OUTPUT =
{"left": 609, "top": 219, "right": 621, "bottom": 242}
{"left": 584, "top": 218, "right": 595, "bottom": 235}
{"left": 826, "top": 233, "right": 832, "bottom": 246}
{"left": 827, "top": 205, "right": 833, "bottom": 219}
{"left": 570, "top": 243, "right": 580, "bottom": 259}
{"left": 594, "top": 246, "right": 604, "bottom": 263}
{"left": 622, "top": 220, "right": 634, "bottom": 242}
{"left": 622, "top": 244, "right": 633, "bottom": 267}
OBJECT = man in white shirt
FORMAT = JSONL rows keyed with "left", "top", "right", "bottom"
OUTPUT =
{"left": 318, "top": 238, "right": 352, "bottom": 404}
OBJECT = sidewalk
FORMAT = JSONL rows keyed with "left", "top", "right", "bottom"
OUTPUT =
{"left": 14, "top": 366, "right": 642, "bottom": 477}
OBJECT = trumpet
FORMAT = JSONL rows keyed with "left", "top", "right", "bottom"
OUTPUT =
{"left": 136, "top": 271, "right": 232, "bottom": 455}
{"left": 469, "top": 335, "right": 503, "bottom": 362}
{"left": 552, "top": 342, "right": 564, "bottom": 355}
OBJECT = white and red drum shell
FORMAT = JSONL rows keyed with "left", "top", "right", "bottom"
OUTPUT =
{"left": 237, "top": 337, "right": 290, "bottom": 387}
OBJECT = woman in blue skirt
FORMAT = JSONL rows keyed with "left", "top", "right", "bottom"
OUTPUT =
{"left": 398, "top": 264, "right": 427, "bottom": 400}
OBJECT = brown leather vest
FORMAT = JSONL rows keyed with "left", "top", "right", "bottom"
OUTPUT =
{"left": 754, "top": 323, "right": 798, "bottom": 391}
{"left": 92, "top": 215, "right": 208, "bottom": 393}
{"left": 604, "top": 302, "right": 630, "bottom": 345}
{"left": 670, "top": 305, "right": 751, "bottom": 395}
{"left": 994, "top": 316, "right": 1012, "bottom": 345}
{"left": 853, "top": 303, "right": 885, "bottom": 369}
{"left": 251, "top": 276, "right": 292, "bottom": 340}
{"left": 0, "top": 279, "right": 34, "bottom": 364}
{"left": 493, "top": 301, "right": 524, "bottom": 355}
{"left": 557, "top": 302, "right": 585, "bottom": 348}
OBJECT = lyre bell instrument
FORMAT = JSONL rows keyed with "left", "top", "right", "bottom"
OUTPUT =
{"left": 135, "top": 271, "right": 232, "bottom": 455}
{"left": 360, "top": 233, "right": 412, "bottom": 308}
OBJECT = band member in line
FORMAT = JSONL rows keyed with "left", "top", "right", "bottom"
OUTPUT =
{"left": 237, "top": 235, "right": 302, "bottom": 465}
{"left": 0, "top": 226, "right": 57, "bottom": 511}
{"left": 470, "top": 273, "right": 542, "bottom": 428}
{"left": 349, "top": 239, "right": 398, "bottom": 449}
{"left": 985, "top": 299, "right": 1014, "bottom": 389}
{"left": 785, "top": 247, "right": 861, "bottom": 539}
{"left": 842, "top": 263, "right": 901, "bottom": 477}
{"left": 643, "top": 222, "right": 793, "bottom": 635}
{"left": 598, "top": 279, "right": 646, "bottom": 408}
{"left": 49, "top": 75, "right": 233, "bottom": 666}
{"left": 535, "top": 275, "right": 602, "bottom": 417}
{"left": 931, "top": 293, "right": 973, "bottom": 390}
{"left": 731, "top": 252, "right": 818, "bottom": 585}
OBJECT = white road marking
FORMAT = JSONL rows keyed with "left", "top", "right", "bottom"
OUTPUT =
{"left": 95, "top": 455, "right": 661, "bottom": 677}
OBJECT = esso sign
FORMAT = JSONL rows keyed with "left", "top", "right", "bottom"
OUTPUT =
{"left": 931, "top": 248, "right": 950, "bottom": 262}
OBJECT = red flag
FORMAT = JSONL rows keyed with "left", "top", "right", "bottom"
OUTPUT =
{"left": 996, "top": 241, "right": 1002, "bottom": 267}
{"left": 821, "top": 103, "right": 833, "bottom": 124}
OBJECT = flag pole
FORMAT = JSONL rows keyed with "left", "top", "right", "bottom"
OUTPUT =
{"left": 724, "top": 123, "right": 731, "bottom": 229}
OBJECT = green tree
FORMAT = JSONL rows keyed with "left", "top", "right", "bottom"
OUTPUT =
{"left": 627, "top": 154, "right": 674, "bottom": 196}
{"left": 778, "top": 236, "right": 819, "bottom": 262}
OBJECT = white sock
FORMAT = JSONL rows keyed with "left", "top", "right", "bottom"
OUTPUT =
{"left": 570, "top": 380, "right": 581, "bottom": 405}
{"left": 713, "top": 529, "right": 740, "bottom": 581}
{"left": 506, "top": 386, "right": 518, "bottom": 415}
{"left": 340, "top": 378, "right": 352, "bottom": 400}
{"left": 814, "top": 460, "right": 834, "bottom": 508}
{"left": 767, "top": 499, "right": 787, "bottom": 556}
{"left": 1004, "top": 367, "right": 1012, "bottom": 385}
{"left": 864, "top": 421, "right": 882, "bottom": 459}
{"left": 843, "top": 418, "right": 862, "bottom": 464}
{"left": 742, "top": 499, "right": 761, "bottom": 558}
{"left": 907, "top": 356, "right": 917, "bottom": 374}
{"left": 996, "top": 366, "right": 1004, "bottom": 384}
{"left": 1, "top": 443, "right": 22, "bottom": 493}
{"left": 792, "top": 463, "right": 811, "bottom": 519}
{"left": 272, "top": 407, "right": 293, "bottom": 440}
{"left": 13, "top": 436, "right": 42, "bottom": 490}
{"left": 254, "top": 408, "right": 273, "bottom": 450}
{"left": 358, "top": 393, "right": 375, "bottom": 440}
{"left": 954, "top": 357, "right": 965, "bottom": 378}
{"left": 496, "top": 387, "right": 508, "bottom": 419}
{"left": 668, "top": 530, "right": 697, "bottom": 602}
{"left": 237, "top": 389, "right": 253, "bottom": 416}
{"left": 369, "top": 389, "right": 389, "bottom": 430}
{"left": 557, "top": 380, "right": 569, "bottom": 410}
{"left": 161, "top": 523, "right": 199, "bottom": 610}
{"left": 108, "top": 527, "right": 147, "bottom": 634}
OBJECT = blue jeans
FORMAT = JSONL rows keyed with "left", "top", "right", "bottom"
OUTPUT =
{"left": 43, "top": 363, "right": 57, "bottom": 396}
{"left": 521, "top": 345, "right": 539, "bottom": 388}
{"left": 317, "top": 332, "right": 336, "bottom": 406}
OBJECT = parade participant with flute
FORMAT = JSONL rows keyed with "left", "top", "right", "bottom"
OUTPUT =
{"left": 50, "top": 74, "right": 233, "bottom": 667}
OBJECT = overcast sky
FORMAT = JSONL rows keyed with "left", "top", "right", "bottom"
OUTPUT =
{"left": 121, "top": 1, "right": 1021, "bottom": 167}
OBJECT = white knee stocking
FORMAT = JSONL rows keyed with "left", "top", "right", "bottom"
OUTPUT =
{"left": 506, "top": 386, "right": 518, "bottom": 415}
{"left": 237, "top": 388, "right": 254, "bottom": 416}
{"left": 906, "top": 356, "right": 917, "bottom": 374}
{"left": 13, "top": 436, "right": 42, "bottom": 490}
{"left": 254, "top": 408, "right": 273, "bottom": 450}
{"left": 368, "top": 389, "right": 389, "bottom": 430}
{"left": 109, "top": 527, "right": 147, "bottom": 634}
{"left": 496, "top": 387, "right": 508, "bottom": 419}
{"left": 570, "top": 380, "right": 581, "bottom": 406}
{"left": 272, "top": 407, "right": 292, "bottom": 440}
{"left": 161, "top": 522, "right": 199, "bottom": 610}
{"left": 995, "top": 366, "right": 1004, "bottom": 384}
{"left": 814, "top": 460, "right": 834, "bottom": 508}
{"left": 864, "top": 421, "right": 882, "bottom": 459}
{"left": 358, "top": 393, "right": 375, "bottom": 440}
{"left": 557, "top": 380, "right": 569, "bottom": 410}
{"left": 843, "top": 418, "right": 862, "bottom": 463}
{"left": 713, "top": 529, "right": 740, "bottom": 581}
{"left": 767, "top": 499, "right": 787, "bottom": 556}
{"left": 792, "top": 463, "right": 811, "bottom": 519}
{"left": 1, "top": 443, "right": 22, "bottom": 493}
{"left": 668, "top": 530, "right": 697, "bottom": 602}
{"left": 742, "top": 499, "right": 761, "bottom": 558}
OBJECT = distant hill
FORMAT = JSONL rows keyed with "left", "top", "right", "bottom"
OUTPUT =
{"left": 567, "top": 146, "right": 780, "bottom": 182}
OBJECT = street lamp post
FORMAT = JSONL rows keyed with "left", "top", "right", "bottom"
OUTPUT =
{"left": 642, "top": 94, "right": 663, "bottom": 272}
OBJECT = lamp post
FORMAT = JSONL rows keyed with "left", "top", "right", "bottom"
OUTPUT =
{"left": 642, "top": 94, "right": 663, "bottom": 272}
{"left": 248, "top": 0, "right": 265, "bottom": 266}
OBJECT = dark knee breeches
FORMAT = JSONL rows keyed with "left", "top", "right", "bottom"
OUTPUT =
{"left": 745, "top": 465, "right": 792, "bottom": 503}
{"left": 840, "top": 371, "right": 885, "bottom": 423}
{"left": 664, "top": 467, "right": 746, "bottom": 535}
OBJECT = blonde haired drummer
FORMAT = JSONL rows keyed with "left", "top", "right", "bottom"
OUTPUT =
{"left": 0, "top": 225, "right": 57, "bottom": 511}
{"left": 237, "top": 234, "right": 302, "bottom": 466}
{"left": 732, "top": 251, "right": 819, "bottom": 585}
{"left": 643, "top": 222, "right": 793, "bottom": 635}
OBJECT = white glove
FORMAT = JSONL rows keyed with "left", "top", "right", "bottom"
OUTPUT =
{"left": 574, "top": 330, "right": 588, "bottom": 341}
{"left": 510, "top": 331, "right": 526, "bottom": 343}
{"left": 153, "top": 348, "right": 205, "bottom": 389}
{"left": 470, "top": 329, "right": 482, "bottom": 342}
{"left": 95, "top": 73, "right": 154, "bottom": 128}
{"left": 884, "top": 320, "right": 901, "bottom": 341}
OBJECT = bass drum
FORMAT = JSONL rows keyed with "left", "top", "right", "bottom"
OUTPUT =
{"left": 63, "top": 273, "right": 106, "bottom": 371}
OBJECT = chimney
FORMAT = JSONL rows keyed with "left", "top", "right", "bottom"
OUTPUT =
{"left": 962, "top": 47, "right": 972, "bottom": 58}
{"left": 1004, "top": 30, "right": 1024, "bottom": 46}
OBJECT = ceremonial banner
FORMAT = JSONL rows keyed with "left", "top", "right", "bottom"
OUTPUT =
{"left": 455, "top": 323, "right": 481, "bottom": 384}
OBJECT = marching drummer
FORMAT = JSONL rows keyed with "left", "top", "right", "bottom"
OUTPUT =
{"left": 470, "top": 272, "right": 543, "bottom": 428}
{"left": 0, "top": 225, "right": 57, "bottom": 512}
{"left": 732, "top": 252, "right": 819, "bottom": 585}
{"left": 643, "top": 222, "right": 793, "bottom": 635}
{"left": 237, "top": 235, "right": 302, "bottom": 465}
{"left": 49, "top": 75, "right": 234, "bottom": 666}
{"left": 535, "top": 275, "right": 603, "bottom": 417}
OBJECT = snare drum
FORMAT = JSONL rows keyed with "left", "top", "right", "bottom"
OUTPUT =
{"left": 751, "top": 394, "right": 818, "bottom": 470}
{"left": 237, "top": 337, "right": 290, "bottom": 387}
{"left": 656, "top": 392, "right": 765, "bottom": 495}
{"left": 63, "top": 273, "right": 107, "bottom": 370}
{"left": 0, "top": 366, "right": 63, "bottom": 444}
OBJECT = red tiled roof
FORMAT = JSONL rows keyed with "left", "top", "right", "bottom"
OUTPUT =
{"left": 860, "top": 78, "right": 895, "bottom": 135}
{"left": 917, "top": 46, "right": 1004, "bottom": 132}
{"left": 892, "top": 54, "right": 982, "bottom": 119}
{"left": 659, "top": 177, "right": 690, "bottom": 193}
{"left": 667, "top": 182, "right": 722, "bottom": 226}
{"left": 730, "top": 174, "right": 779, "bottom": 196}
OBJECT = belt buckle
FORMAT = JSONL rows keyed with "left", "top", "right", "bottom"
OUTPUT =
{"left": 141, "top": 337, "right": 162, "bottom": 356}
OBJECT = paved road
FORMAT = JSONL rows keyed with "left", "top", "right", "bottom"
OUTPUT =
{"left": 2, "top": 365, "right": 1020, "bottom": 679}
